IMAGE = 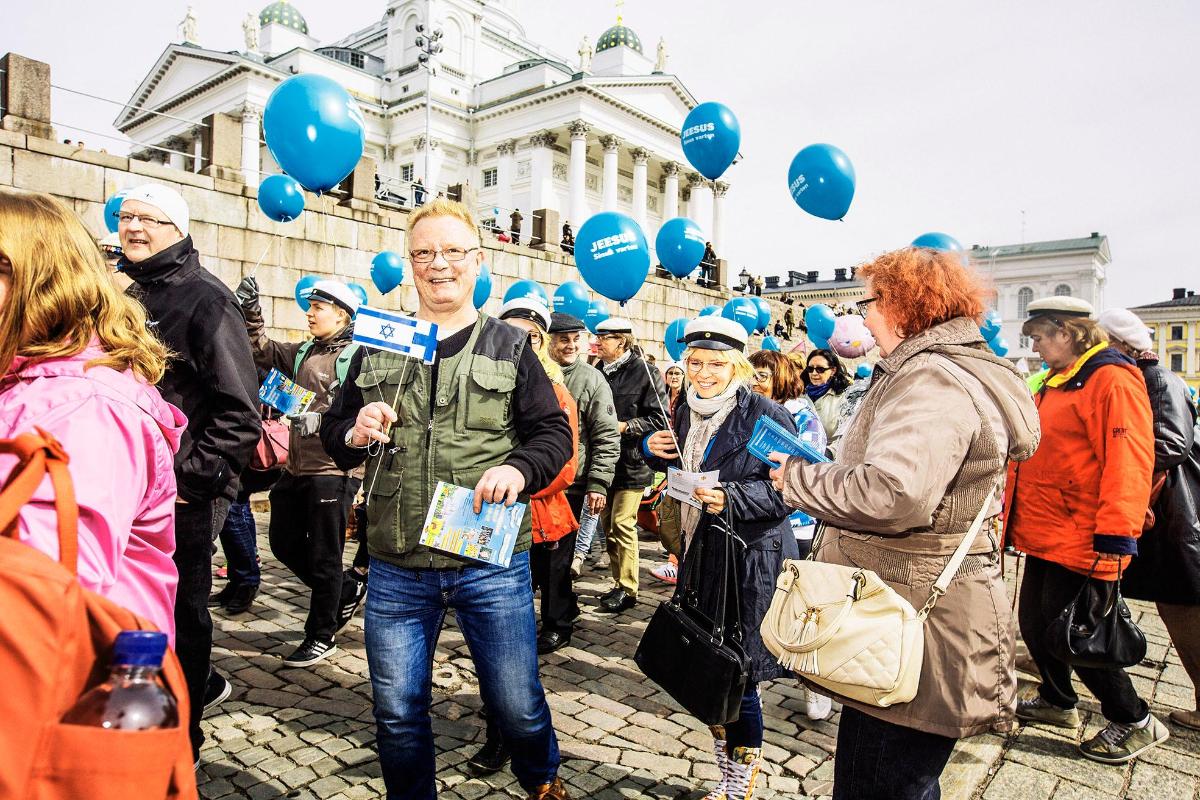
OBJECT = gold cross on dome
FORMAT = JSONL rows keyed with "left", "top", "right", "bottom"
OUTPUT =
{"left": 616, "top": 0, "right": 624, "bottom": 24}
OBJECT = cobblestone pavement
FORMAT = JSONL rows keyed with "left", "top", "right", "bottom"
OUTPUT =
{"left": 197, "top": 518, "right": 1200, "bottom": 799}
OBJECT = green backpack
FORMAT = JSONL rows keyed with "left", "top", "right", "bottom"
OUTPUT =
{"left": 293, "top": 341, "right": 360, "bottom": 391}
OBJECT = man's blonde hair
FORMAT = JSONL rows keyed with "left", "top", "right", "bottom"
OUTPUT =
{"left": 408, "top": 197, "right": 482, "bottom": 245}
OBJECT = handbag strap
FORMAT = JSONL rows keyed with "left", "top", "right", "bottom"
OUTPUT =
{"left": 0, "top": 429, "right": 79, "bottom": 574}
{"left": 916, "top": 488, "right": 995, "bottom": 620}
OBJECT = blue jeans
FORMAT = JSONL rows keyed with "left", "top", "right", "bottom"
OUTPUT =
{"left": 365, "top": 552, "right": 559, "bottom": 798}
{"left": 832, "top": 706, "right": 957, "bottom": 799}
{"left": 217, "top": 500, "right": 259, "bottom": 587}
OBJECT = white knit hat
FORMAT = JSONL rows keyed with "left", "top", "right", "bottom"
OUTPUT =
{"left": 120, "top": 184, "right": 190, "bottom": 237}
{"left": 1097, "top": 308, "right": 1153, "bottom": 352}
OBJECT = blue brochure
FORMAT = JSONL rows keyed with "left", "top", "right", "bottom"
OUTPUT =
{"left": 747, "top": 415, "right": 830, "bottom": 467}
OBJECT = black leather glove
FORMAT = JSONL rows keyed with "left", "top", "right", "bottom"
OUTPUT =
{"left": 235, "top": 275, "right": 260, "bottom": 310}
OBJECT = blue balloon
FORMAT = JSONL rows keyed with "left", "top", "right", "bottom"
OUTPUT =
{"left": 980, "top": 309, "right": 1002, "bottom": 342}
{"left": 680, "top": 102, "right": 741, "bottom": 181}
{"left": 504, "top": 279, "right": 549, "bottom": 307}
{"left": 761, "top": 336, "right": 781, "bottom": 352}
{"left": 787, "top": 144, "right": 856, "bottom": 221}
{"left": 751, "top": 296, "right": 772, "bottom": 333}
{"left": 295, "top": 275, "right": 319, "bottom": 311}
{"left": 912, "top": 232, "right": 967, "bottom": 264}
{"left": 552, "top": 281, "right": 591, "bottom": 320}
{"left": 263, "top": 74, "right": 366, "bottom": 193}
{"left": 722, "top": 297, "right": 759, "bottom": 335}
{"left": 103, "top": 191, "right": 126, "bottom": 233}
{"left": 856, "top": 364, "right": 872, "bottom": 379}
{"left": 989, "top": 338, "right": 1010, "bottom": 357}
{"left": 257, "top": 174, "right": 306, "bottom": 222}
{"left": 804, "top": 304, "right": 837, "bottom": 340}
{"left": 348, "top": 282, "right": 369, "bottom": 307}
{"left": 473, "top": 263, "right": 492, "bottom": 310}
{"left": 664, "top": 318, "right": 690, "bottom": 361}
{"left": 584, "top": 299, "right": 610, "bottom": 334}
{"left": 698, "top": 305, "right": 722, "bottom": 317}
{"left": 370, "top": 251, "right": 405, "bottom": 295}
{"left": 575, "top": 212, "right": 650, "bottom": 305}
{"left": 655, "top": 217, "right": 706, "bottom": 278}
{"left": 809, "top": 334, "right": 830, "bottom": 350}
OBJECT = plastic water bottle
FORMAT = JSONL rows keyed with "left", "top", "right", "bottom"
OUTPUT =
{"left": 61, "top": 630, "right": 179, "bottom": 730}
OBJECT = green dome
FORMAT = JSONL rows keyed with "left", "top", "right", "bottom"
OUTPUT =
{"left": 596, "top": 24, "right": 642, "bottom": 54}
{"left": 260, "top": 1, "right": 308, "bottom": 35}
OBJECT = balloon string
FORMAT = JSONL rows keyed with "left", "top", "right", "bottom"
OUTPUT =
{"left": 248, "top": 232, "right": 285, "bottom": 280}
{"left": 363, "top": 350, "right": 415, "bottom": 507}
{"left": 640, "top": 355, "right": 682, "bottom": 460}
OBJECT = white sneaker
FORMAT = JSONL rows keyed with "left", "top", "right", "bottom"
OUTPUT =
{"left": 804, "top": 687, "right": 832, "bottom": 721}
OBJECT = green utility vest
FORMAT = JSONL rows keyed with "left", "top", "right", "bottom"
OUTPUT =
{"left": 354, "top": 315, "right": 532, "bottom": 569}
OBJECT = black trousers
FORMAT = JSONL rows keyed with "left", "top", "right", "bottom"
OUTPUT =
{"left": 174, "top": 497, "right": 230, "bottom": 758}
{"left": 833, "top": 706, "right": 957, "bottom": 800}
{"left": 531, "top": 491, "right": 583, "bottom": 637}
{"left": 268, "top": 473, "right": 360, "bottom": 642}
{"left": 1018, "top": 554, "right": 1149, "bottom": 724}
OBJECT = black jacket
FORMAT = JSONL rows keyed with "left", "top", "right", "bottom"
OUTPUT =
{"left": 601, "top": 354, "right": 667, "bottom": 490}
{"left": 644, "top": 387, "right": 799, "bottom": 682}
{"left": 1123, "top": 359, "right": 1200, "bottom": 604}
{"left": 122, "top": 237, "right": 261, "bottom": 504}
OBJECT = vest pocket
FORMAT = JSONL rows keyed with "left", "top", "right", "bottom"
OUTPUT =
{"left": 465, "top": 370, "right": 517, "bottom": 431}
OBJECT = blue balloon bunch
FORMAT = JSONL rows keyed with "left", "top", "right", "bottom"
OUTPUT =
{"left": 347, "top": 282, "right": 369, "bottom": 307}
{"left": 912, "top": 232, "right": 967, "bottom": 264}
{"left": 760, "top": 336, "right": 781, "bottom": 352}
{"left": 722, "top": 297, "right": 759, "bottom": 335}
{"left": 294, "top": 275, "right": 320, "bottom": 311}
{"left": 584, "top": 299, "right": 610, "bottom": 334}
{"left": 751, "top": 297, "right": 772, "bottom": 334}
{"left": 263, "top": 74, "right": 366, "bottom": 194}
{"left": 698, "top": 305, "right": 721, "bottom": 317}
{"left": 103, "top": 191, "right": 127, "bottom": 234}
{"left": 787, "top": 144, "right": 856, "bottom": 221}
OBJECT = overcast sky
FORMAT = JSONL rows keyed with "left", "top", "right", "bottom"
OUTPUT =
{"left": 7, "top": 0, "right": 1198, "bottom": 306}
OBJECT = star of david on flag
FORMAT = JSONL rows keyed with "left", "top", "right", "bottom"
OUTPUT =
{"left": 353, "top": 306, "right": 439, "bottom": 364}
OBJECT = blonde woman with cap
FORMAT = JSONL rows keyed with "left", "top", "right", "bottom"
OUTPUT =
{"left": 232, "top": 276, "right": 365, "bottom": 668}
{"left": 643, "top": 315, "right": 799, "bottom": 800}
{"left": 1099, "top": 307, "right": 1200, "bottom": 732}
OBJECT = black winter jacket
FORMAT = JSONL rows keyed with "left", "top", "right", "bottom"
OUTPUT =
{"left": 601, "top": 354, "right": 667, "bottom": 490}
{"left": 1123, "top": 359, "right": 1200, "bottom": 604}
{"left": 122, "top": 237, "right": 261, "bottom": 504}
{"left": 644, "top": 387, "right": 799, "bottom": 682}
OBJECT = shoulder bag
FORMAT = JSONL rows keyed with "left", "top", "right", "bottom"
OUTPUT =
{"left": 1045, "top": 557, "right": 1146, "bottom": 669}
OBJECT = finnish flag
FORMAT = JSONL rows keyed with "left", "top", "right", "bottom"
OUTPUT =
{"left": 353, "top": 306, "right": 439, "bottom": 364}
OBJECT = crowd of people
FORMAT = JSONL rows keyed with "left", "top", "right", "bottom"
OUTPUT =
{"left": 1, "top": 187, "right": 1198, "bottom": 800}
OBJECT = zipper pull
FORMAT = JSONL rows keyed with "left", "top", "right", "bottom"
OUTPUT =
{"left": 385, "top": 445, "right": 402, "bottom": 470}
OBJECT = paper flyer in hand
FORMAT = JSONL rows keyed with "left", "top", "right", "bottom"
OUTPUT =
{"left": 258, "top": 368, "right": 316, "bottom": 416}
{"left": 419, "top": 481, "right": 526, "bottom": 567}
{"left": 667, "top": 467, "right": 720, "bottom": 509}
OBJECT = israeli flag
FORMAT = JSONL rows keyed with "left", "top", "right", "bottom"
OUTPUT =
{"left": 353, "top": 306, "right": 439, "bottom": 364}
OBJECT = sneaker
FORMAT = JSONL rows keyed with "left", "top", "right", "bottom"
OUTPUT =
{"left": 334, "top": 569, "right": 368, "bottom": 634}
{"left": 1016, "top": 695, "right": 1081, "bottom": 729}
{"left": 569, "top": 555, "right": 584, "bottom": 579}
{"left": 282, "top": 637, "right": 337, "bottom": 667}
{"left": 650, "top": 556, "right": 678, "bottom": 585}
{"left": 1170, "top": 709, "right": 1200, "bottom": 730}
{"left": 703, "top": 738, "right": 729, "bottom": 800}
{"left": 202, "top": 670, "right": 231, "bottom": 715}
{"left": 215, "top": 565, "right": 228, "bottom": 579}
{"left": 1079, "top": 715, "right": 1169, "bottom": 764}
{"left": 804, "top": 688, "right": 833, "bottom": 721}
{"left": 466, "top": 734, "right": 511, "bottom": 775}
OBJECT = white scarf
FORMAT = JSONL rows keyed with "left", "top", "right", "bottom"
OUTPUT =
{"left": 679, "top": 381, "right": 742, "bottom": 548}
{"left": 600, "top": 349, "right": 633, "bottom": 375}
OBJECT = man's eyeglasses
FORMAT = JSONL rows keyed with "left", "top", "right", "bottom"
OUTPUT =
{"left": 753, "top": 370, "right": 773, "bottom": 384}
{"left": 856, "top": 297, "right": 878, "bottom": 316}
{"left": 116, "top": 212, "right": 174, "bottom": 229}
{"left": 597, "top": 333, "right": 624, "bottom": 341}
{"left": 409, "top": 246, "right": 479, "bottom": 265}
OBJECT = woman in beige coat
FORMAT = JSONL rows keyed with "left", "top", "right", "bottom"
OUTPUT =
{"left": 770, "top": 248, "right": 1040, "bottom": 800}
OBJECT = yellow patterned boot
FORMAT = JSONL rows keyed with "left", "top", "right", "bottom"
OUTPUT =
{"left": 702, "top": 736, "right": 730, "bottom": 800}
{"left": 724, "top": 746, "right": 763, "bottom": 800}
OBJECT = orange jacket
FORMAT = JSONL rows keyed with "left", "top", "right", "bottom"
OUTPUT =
{"left": 531, "top": 383, "right": 579, "bottom": 544}
{"left": 1004, "top": 345, "right": 1153, "bottom": 579}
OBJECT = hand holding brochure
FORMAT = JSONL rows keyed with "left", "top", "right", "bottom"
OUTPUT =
{"left": 419, "top": 481, "right": 526, "bottom": 566}
{"left": 747, "top": 416, "right": 830, "bottom": 467}
{"left": 258, "top": 368, "right": 316, "bottom": 416}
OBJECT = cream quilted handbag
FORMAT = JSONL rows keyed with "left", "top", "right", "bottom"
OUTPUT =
{"left": 760, "top": 497, "right": 993, "bottom": 708}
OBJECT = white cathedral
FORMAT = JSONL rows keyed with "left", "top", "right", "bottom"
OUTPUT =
{"left": 116, "top": 0, "right": 728, "bottom": 250}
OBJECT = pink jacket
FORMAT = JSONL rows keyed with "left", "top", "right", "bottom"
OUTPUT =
{"left": 0, "top": 345, "right": 186, "bottom": 643}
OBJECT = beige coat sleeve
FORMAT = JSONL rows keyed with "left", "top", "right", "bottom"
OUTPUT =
{"left": 782, "top": 359, "right": 980, "bottom": 534}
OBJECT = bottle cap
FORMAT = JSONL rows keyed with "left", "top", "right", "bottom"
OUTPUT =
{"left": 112, "top": 631, "right": 168, "bottom": 667}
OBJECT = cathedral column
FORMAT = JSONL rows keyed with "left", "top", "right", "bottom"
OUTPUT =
{"left": 600, "top": 134, "right": 620, "bottom": 212}
{"left": 713, "top": 180, "right": 728, "bottom": 256}
{"left": 240, "top": 104, "right": 262, "bottom": 188}
{"left": 662, "top": 161, "right": 680, "bottom": 220}
{"left": 687, "top": 172, "right": 711, "bottom": 236}
{"left": 568, "top": 120, "right": 590, "bottom": 228}
{"left": 414, "top": 136, "right": 442, "bottom": 192}
{"left": 630, "top": 147, "right": 648, "bottom": 231}
{"left": 496, "top": 139, "right": 516, "bottom": 216}
{"left": 528, "top": 131, "right": 556, "bottom": 214}
{"left": 192, "top": 133, "right": 203, "bottom": 173}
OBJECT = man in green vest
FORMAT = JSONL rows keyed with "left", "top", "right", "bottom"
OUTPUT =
{"left": 320, "top": 199, "right": 574, "bottom": 800}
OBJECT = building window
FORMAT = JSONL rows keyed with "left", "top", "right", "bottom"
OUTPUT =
{"left": 1171, "top": 325, "right": 1185, "bottom": 341}
{"left": 1054, "top": 284, "right": 1072, "bottom": 296}
{"left": 400, "top": 163, "right": 414, "bottom": 183}
{"left": 1171, "top": 353, "right": 1184, "bottom": 372}
{"left": 1017, "top": 287, "right": 1033, "bottom": 349}
{"left": 483, "top": 167, "right": 498, "bottom": 188}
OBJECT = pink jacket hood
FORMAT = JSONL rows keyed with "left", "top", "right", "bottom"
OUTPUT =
{"left": 0, "top": 345, "right": 186, "bottom": 643}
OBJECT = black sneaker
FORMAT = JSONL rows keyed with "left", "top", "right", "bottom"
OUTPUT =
{"left": 224, "top": 583, "right": 259, "bottom": 615}
{"left": 334, "top": 569, "right": 368, "bottom": 634}
{"left": 282, "top": 637, "right": 337, "bottom": 667}
{"left": 207, "top": 583, "right": 235, "bottom": 608}
{"left": 203, "top": 670, "right": 231, "bottom": 715}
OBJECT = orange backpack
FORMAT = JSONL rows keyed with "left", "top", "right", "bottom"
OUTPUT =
{"left": 0, "top": 430, "right": 198, "bottom": 800}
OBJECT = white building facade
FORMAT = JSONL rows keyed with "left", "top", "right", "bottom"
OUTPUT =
{"left": 115, "top": 0, "right": 730, "bottom": 250}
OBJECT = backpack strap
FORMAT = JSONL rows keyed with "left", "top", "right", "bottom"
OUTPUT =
{"left": 334, "top": 343, "right": 359, "bottom": 388}
{"left": 0, "top": 429, "right": 79, "bottom": 574}
{"left": 292, "top": 339, "right": 315, "bottom": 377}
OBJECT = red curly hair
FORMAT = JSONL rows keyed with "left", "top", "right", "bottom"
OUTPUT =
{"left": 858, "top": 248, "right": 991, "bottom": 337}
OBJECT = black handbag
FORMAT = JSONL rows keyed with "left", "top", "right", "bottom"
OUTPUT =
{"left": 634, "top": 506, "right": 750, "bottom": 726}
{"left": 1045, "top": 558, "right": 1147, "bottom": 670}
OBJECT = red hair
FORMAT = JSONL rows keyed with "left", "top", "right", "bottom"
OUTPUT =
{"left": 858, "top": 248, "right": 990, "bottom": 336}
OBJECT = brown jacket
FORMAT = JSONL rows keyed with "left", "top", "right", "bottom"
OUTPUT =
{"left": 782, "top": 317, "right": 1040, "bottom": 738}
